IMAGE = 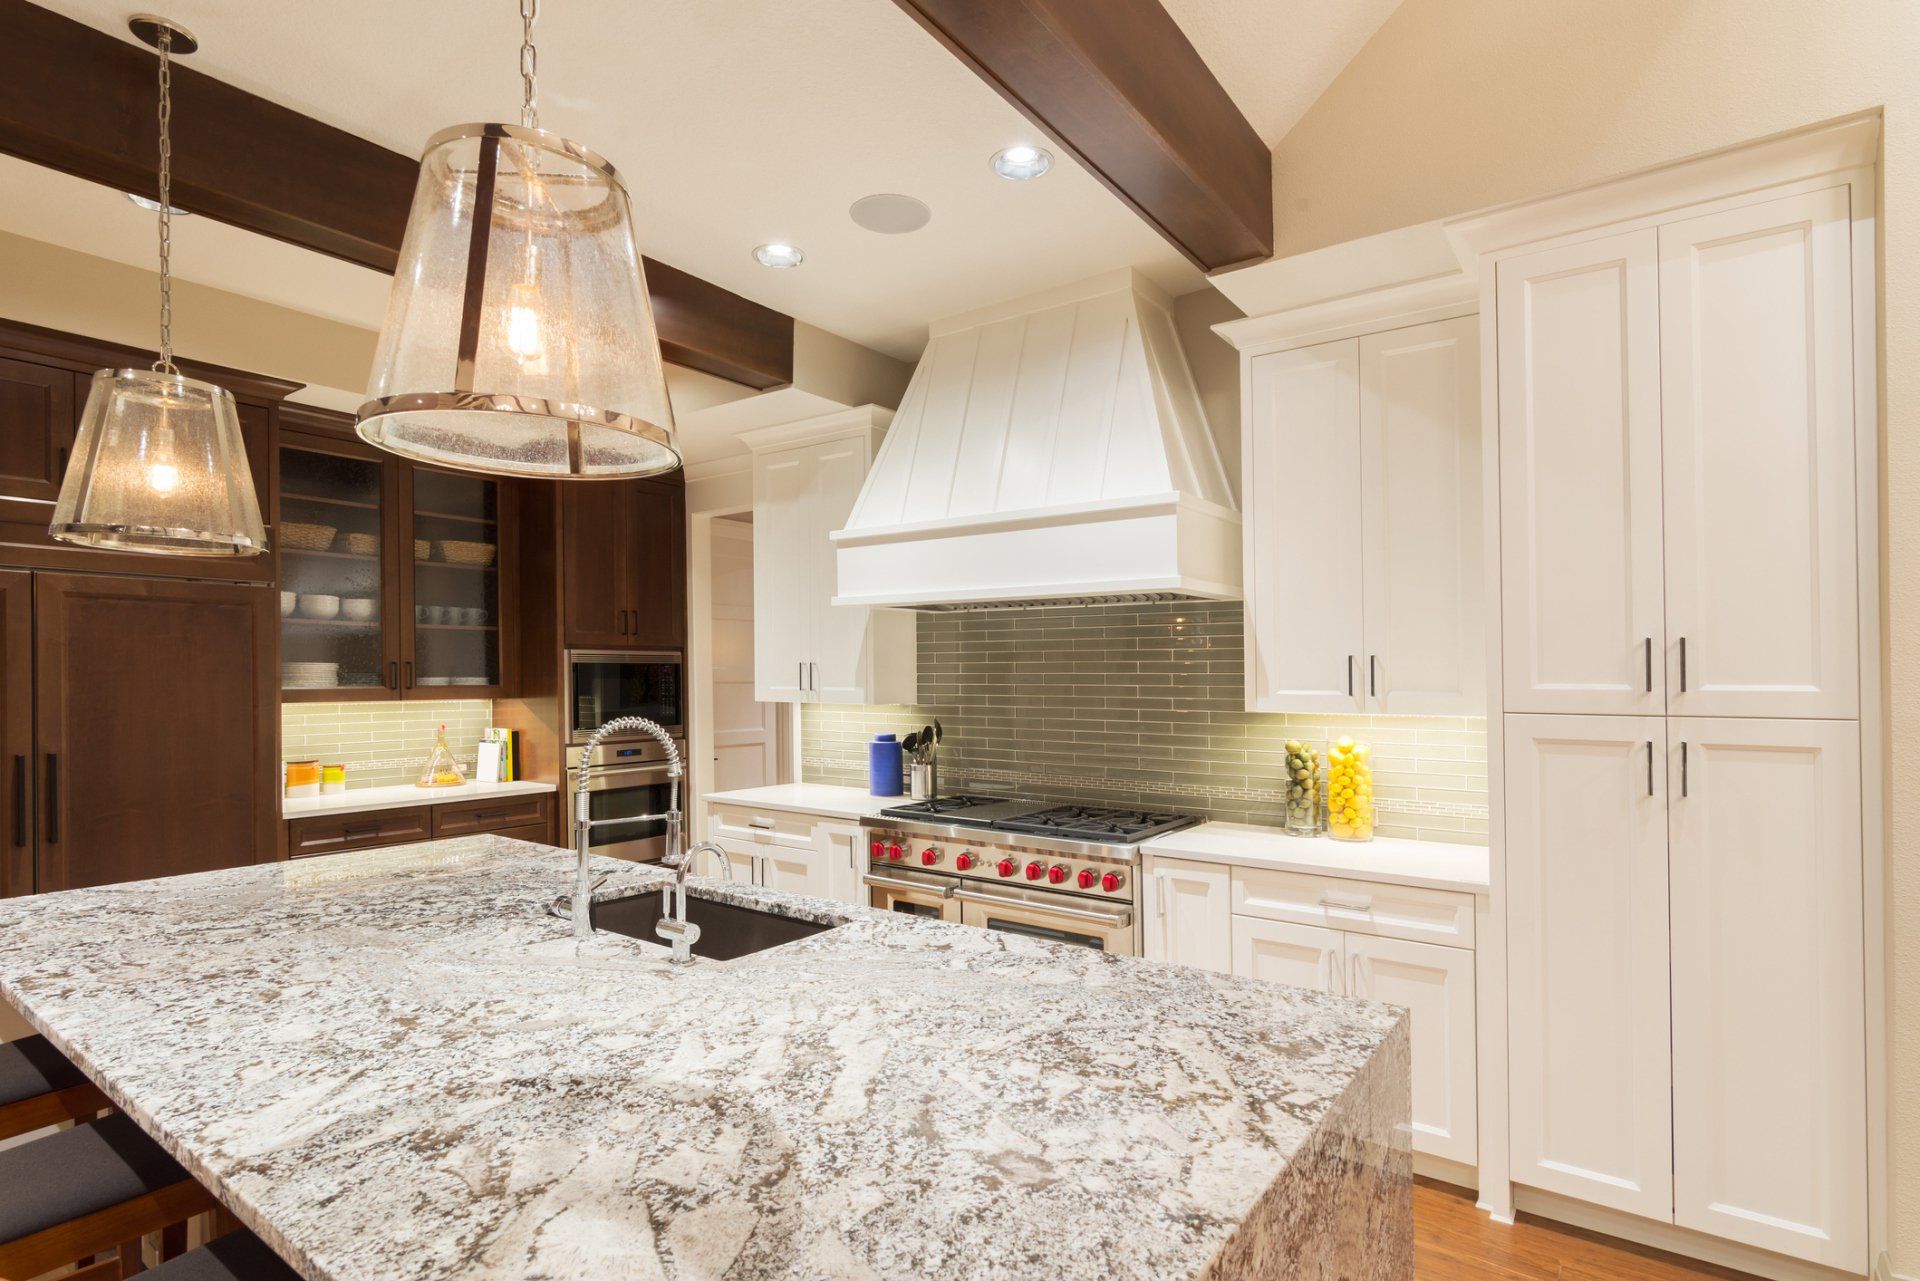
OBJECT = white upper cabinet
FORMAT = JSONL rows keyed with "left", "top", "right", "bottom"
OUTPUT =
{"left": 1245, "top": 316, "right": 1481, "bottom": 715}
{"left": 1504, "top": 713, "right": 1674, "bottom": 1220}
{"left": 1658, "top": 190, "right": 1859, "bottom": 719}
{"left": 1246, "top": 339, "right": 1365, "bottom": 712}
{"left": 748, "top": 410, "right": 916, "bottom": 705}
{"left": 1360, "top": 317, "right": 1484, "bottom": 713}
{"left": 1497, "top": 230, "right": 1667, "bottom": 715}
{"left": 1667, "top": 717, "right": 1866, "bottom": 1269}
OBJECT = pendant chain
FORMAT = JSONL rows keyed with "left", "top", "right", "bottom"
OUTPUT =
{"left": 153, "top": 25, "right": 176, "bottom": 375}
{"left": 519, "top": 0, "right": 538, "bottom": 129}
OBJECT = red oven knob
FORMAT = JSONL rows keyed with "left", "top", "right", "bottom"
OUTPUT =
{"left": 1077, "top": 869, "right": 1097, "bottom": 890}
{"left": 921, "top": 847, "right": 940, "bottom": 866}
{"left": 887, "top": 843, "right": 904, "bottom": 862}
{"left": 1100, "top": 871, "right": 1123, "bottom": 893}
{"left": 1047, "top": 865, "right": 1068, "bottom": 885}
{"left": 870, "top": 839, "right": 884, "bottom": 860}
{"left": 995, "top": 858, "right": 1016, "bottom": 878}
{"left": 954, "top": 852, "right": 974, "bottom": 871}
{"left": 1024, "top": 861, "right": 1044, "bottom": 881}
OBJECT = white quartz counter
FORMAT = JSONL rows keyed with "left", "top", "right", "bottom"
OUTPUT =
{"left": 281, "top": 778, "right": 556, "bottom": 819}
{"left": 1145, "top": 822, "right": 1490, "bottom": 894}
{"left": 0, "top": 836, "right": 1412, "bottom": 1281}
{"left": 702, "top": 782, "right": 896, "bottom": 822}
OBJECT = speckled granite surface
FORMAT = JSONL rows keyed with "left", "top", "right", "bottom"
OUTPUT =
{"left": 0, "top": 836, "right": 1411, "bottom": 1280}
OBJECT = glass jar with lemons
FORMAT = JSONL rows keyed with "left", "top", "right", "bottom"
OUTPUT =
{"left": 1326, "top": 736, "right": 1374, "bottom": 842}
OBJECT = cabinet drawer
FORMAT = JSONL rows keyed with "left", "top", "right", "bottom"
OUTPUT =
{"left": 431, "top": 793, "right": 552, "bottom": 838}
{"left": 709, "top": 805, "right": 817, "bottom": 851}
{"left": 491, "top": 821, "right": 557, "bottom": 848}
{"left": 1231, "top": 866, "right": 1475, "bottom": 949}
{"left": 287, "top": 807, "right": 431, "bottom": 859}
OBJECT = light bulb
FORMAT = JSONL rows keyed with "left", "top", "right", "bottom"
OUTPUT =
{"left": 147, "top": 462, "right": 180, "bottom": 494}
{"left": 506, "top": 282, "right": 545, "bottom": 367}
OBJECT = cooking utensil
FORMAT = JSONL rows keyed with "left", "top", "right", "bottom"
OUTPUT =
{"left": 902, "top": 731, "right": 920, "bottom": 758}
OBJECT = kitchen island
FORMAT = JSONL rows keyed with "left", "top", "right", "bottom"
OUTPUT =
{"left": 0, "top": 836, "right": 1411, "bottom": 1280}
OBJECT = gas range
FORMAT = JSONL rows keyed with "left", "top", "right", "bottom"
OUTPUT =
{"left": 859, "top": 796, "right": 1200, "bottom": 955}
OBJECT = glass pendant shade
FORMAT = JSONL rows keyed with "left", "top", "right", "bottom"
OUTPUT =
{"left": 50, "top": 368, "right": 267, "bottom": 556}
{"left": 358, "top": 123, "right": 680, "bottom": 479}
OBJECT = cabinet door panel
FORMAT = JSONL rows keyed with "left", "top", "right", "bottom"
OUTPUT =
{"left": 0, "top": 358, "right": 75, "bottom": 503}
{"left": 1668, "top": 718, "right": 1865, "bottom": 1269}
{"left": 1659, "top": 189, "right": 1858, "bottom": 718}
{"left": 1230, "top": 915, "right": 1341, "bottom": 993}
{"left": 278, "top": 434, "right": 399, "bottom": 701}
{"left": 753, "top": 447, "right": 813, "bottom": 701}
{"left": 1145, "top": 856, "right": 1231, "bottom": 973}
{"left": 1245, "top": 340, "right": 1364, "bottom": 712}
{"left": 410, "top": 465, "right": 507, "bottom": 696}
{"left": 562, "top": 482, "right": 633, "bottom": 649}
{"left": 35, "top": 574, "right": 275, "bottom": 890}
{"left": 807, "top": 438, "right": 878, "bottom": 703}
{"left": 1346, "top": 933, "right": 1476, "bottom": 1164}
{"left": 0, "top": 572, "right": 30, "bottom": 898}
{"left": 757, "top": 847, "right": 825, "bottom": 898}
{"left": 1360, "top": 316, "right": 1483, "bottom": 714}
{"left": 1505, "top": 713, "right": 1673, "bottom": 1218}
{"left": 1498, "top": 232, "right": 1666, "bottom": 714}
{"left": 626, "top": 480, "right": 686, "bottom": 649}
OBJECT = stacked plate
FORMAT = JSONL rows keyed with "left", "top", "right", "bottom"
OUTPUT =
{"left": 281, "top": 661, "right": 341, "bottom": 689}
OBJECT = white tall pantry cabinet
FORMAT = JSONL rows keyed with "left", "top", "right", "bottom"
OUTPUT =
{"left": 1487, "top": 169, "right": 1874, "bottom": 1274}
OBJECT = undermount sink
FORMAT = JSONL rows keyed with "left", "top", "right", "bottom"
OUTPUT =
{"left": 591, "top": 891, "right": 836, "bottom": 961}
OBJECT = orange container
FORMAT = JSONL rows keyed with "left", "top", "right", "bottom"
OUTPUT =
{"left": 284, "top": 759, "right": 320, "bottom": 798}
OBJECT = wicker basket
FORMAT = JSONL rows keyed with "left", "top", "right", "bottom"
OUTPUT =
{"left": 340, "top": 532, "right": 378, "bottom": 556}
{"left": 282, "top": 522, "right": 337, "bottom": 551}
{"left": 414, "top": 539, "right": 431, "bottom": 561}
{"left": 437, "top": 539, "right": 497, "bottom": 567}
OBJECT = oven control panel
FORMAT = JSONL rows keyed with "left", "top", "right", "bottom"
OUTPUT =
{"left": 865, "top": 829, "right": 1135, "bottom": 904}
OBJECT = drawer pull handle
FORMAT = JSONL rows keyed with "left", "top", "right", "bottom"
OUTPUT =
{"left": 476, "top": 810, "right": 507, "bottom": 821}
{"left": 345, "top": 827, "right": 379, "bottom": 839}
{"left": 748, "top": 817, "right": 777, "bottom": 830}
{"left": 1320, "top": 891, "right": 1373, "bottom": 913}
{"left": 11, "top": 755, "right": 24, "bottom": 848}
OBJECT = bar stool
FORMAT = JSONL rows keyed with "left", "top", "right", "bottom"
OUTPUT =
{"left": 139, "top": 1229, "right": 302, "bottom": 1280}
{"left": 0, "top": 1033, "right": 110, "bottom": 1140}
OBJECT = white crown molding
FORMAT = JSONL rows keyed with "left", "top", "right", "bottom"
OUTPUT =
{"left": 1211, "top": 271, "right": 1477, "bottom": 354}
{"left": 736, "top": 404, "right": 893, "bottom": 454}
{"left": 1446, "top": 109, "right": 1882, "bottom": 261}
{"left": 1208, "top": 220, "right": 1467, "bottom": 318}
{"left": 683, "top": 454, "right": 752, "bottom": 483}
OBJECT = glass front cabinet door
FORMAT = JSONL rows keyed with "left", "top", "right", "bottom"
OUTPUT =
{"left": 406, "top": 466, "right": 506, "bottom": 696}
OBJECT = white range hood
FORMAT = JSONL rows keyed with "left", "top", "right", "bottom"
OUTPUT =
{"left": 831, "top": 271, "right": 1240, "bottom": 610}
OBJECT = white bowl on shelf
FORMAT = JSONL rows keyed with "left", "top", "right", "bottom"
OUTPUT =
{"left": 280, "top": 591, "right": 296, "bottom": 617}
{"left": 296, "top": 594, "right": 341, "bottom": 620}
{"left": 340, "top": 597, "right": 377, "bottom": 622}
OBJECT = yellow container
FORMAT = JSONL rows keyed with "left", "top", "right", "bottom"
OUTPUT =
{"left": 320, "top": 763, "right": 347, "bottom": 795}
{"left": 1326, "top": 736, "right": 1374, "bottom": 842}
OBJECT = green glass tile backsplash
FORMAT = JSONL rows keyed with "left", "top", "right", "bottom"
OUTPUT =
{"left": 281, "top": 699, "right": 493, "bottom": 790}
{"left": 800, "top": 601, "right": 1487, "bottom": 844}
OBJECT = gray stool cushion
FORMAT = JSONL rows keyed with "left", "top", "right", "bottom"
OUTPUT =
{"left": 0, "top": 1112, "right": 188, "bottom": 1244}
{"left": 0, "top": 1034, "right": 88, "bottom": 1107}
{"left": 145, "top": 1229, "right": 302, "bottom": 1280}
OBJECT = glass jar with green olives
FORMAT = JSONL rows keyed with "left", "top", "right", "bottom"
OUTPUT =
{"left": 1282, "top": 739, "right": 1325, "bottom": 836}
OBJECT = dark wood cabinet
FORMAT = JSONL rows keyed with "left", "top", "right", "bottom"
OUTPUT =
{"left": 33, "top": 573, "right": 276, "bottom": 892}
{"left": 276, "top": 408, "right": 515, "bottom": 702}
{"left": 0, "top": 571, "right": 31, "bottom": 899}
{"left": 0, "top": 358, "right": 75, "bottom": 504}
{"left": 562, "top": 477, "right": 686, "bottom": 650}
{"left": 286, "top": 806, "right": 431, "bottom": 859}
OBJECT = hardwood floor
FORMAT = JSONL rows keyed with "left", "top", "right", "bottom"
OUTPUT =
{"left": 1416, "top": 1181, "right": 1760, "bottom": 1280}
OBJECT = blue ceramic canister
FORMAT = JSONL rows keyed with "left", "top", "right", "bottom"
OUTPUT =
{"left": 868, "top": 733, "right": 904, "bottom": 796}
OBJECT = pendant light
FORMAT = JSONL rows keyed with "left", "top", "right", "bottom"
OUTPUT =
{"left": 356, "top": 0, "right": 680, "bottom": 479}
{"left": 50, "top": 16, "right": 267, "bottom": 556}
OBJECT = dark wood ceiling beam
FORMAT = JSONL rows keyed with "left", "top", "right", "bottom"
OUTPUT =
{"left": 891, "top": 0, "right": 1273, "bottom": 271}
{"left": 0, "top": 0, "right": 792, "bottom": 389}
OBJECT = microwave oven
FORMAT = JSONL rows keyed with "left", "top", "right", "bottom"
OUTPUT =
{"left": 565, "top": 649, "right": 684, "bottom": 746}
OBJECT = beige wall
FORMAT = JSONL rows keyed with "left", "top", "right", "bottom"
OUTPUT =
{"left": 1269, "top": 1, "right": 1918, "bottom": 1268}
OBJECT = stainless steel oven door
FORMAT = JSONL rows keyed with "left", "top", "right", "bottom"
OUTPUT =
{"left": 865, "top": 869, "right": 962, "bottom": 924}
{"left": 565, "top": 760, "right": 676, "bottom": 863}
{"left": 565, "top": 649, "right": 685, "bottom": 744}
{"left": 956, "top": 884, "right": 1137, "bottom": 955}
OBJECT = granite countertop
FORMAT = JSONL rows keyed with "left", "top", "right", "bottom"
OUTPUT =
{"left": 702, "top": 783, "right": 897, "bottom": 822}
{"left": 1145, "top": 822, "right": 1491, "bottom": 894}
{"left": 0, "top": 837, "right": 1408, "bottom": 1281}
{"left": 282, "top": 778, "right": 557, "bottom": 819}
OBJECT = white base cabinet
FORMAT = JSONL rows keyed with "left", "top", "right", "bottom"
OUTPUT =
{"left": 708, "top": 801, "right": 863, "bottom": 905}
{"left": 1145, "top": 854, "right": 1479, "bottom": 1166}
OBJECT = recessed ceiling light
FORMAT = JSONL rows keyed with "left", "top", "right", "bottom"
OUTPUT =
{"left": 849, "top": 193, "right": 932, "bottom": 234}
{"left": 125, "top": 192, "right": 189, "bottom": 215}
{"left": 753, "top": 242, "right": 805, "bottom": 269}
{"left": 991, "top": 144, "right": 1053, "bottom": 181}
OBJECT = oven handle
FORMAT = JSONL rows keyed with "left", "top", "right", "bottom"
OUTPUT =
{"left": 953, "top": 886, "right": 1133, "bottom": 928}
{"left": 863, "top": 871, "right": 955, "bottom": 898}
